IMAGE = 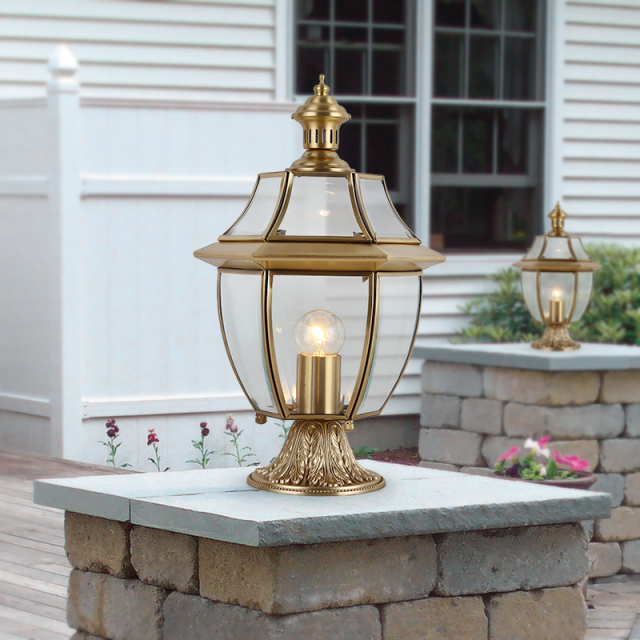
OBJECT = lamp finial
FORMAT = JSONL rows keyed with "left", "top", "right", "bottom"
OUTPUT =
{"left": 548, "top": 202, "right": 568, "bottom": 236}
{"left": 289, "top": 75, "right": 352, "bottom": 172}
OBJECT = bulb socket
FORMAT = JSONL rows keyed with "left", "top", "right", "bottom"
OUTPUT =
{"left": 296, "top": 354, "right": 341, "bottom": 414}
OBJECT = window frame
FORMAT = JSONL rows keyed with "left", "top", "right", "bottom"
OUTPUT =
{"left": 292, "top": 0, "right": 418, "bottom": 230}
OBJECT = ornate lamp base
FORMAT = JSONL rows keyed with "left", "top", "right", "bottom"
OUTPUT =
{"left": 532, "top": 323, "right": 580, "bottom": 352}
{"left": 247, "top": 419, "right": 386, "bottom": 496}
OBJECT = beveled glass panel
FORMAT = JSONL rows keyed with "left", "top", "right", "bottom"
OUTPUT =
{"left": 524, "top": 236, "right": 544, "bottom": 259}
{"left": 357, "top": 274, "right": 421, "bottom": 416}
{"left": 358, "top": 177, "right": 415, "bottom": 240}
{"left": 539, "top": 272, "right": 576, "bottom": 323}
{"left": 219, "top": 271, "right": 278, "bottom": 413}
{"left": 571, "top": 272, "right": 594, "bottom": 322}
{"left": 521, "top": 271, "right": 542, "bottom": 322}
{"left": 277, "top": 176, "right": 362, "bottom": 238}
{"left": 224, "top": 175, "right": 284, "bottom": 237}
{"left": 542, "top": 237, "right": 573, "bottom": 260}
{"left": 270, "top": 274, "right": 370, "bottom": 414}
{"left": 571, "top": 237, "right": 590, "bottom": 260}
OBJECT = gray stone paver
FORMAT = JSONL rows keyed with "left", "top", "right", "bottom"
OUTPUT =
{"left": 587, "top": 579, "right": 640, "bottom": 639}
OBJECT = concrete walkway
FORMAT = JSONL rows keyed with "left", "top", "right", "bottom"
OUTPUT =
{"left": 0, "top": 448, "right": 639, "bottom": 640}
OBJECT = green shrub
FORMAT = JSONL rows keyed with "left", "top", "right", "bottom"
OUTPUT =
{"left": 453, "top": 244, "right": 640, "bottom": 345}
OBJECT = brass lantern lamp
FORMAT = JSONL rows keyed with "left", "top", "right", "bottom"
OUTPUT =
{"left": 514, "top": 203, "right": 600, "bottom": 351}
{"left": 195, "top": 76, "right": 445, "bottom": 495}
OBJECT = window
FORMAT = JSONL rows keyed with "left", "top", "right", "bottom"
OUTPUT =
{"left": 295, "top": 0, "right": 416, "bottom": 225}
{"left": 430, "top": 0, "right": 546, "bottom": 251}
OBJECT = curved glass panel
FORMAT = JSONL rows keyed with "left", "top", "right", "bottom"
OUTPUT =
{"left": 524, "top": 236, "right": 544, "bottom": 260}
{"left": 270, "top": 274, "right": 370, "bottom": 415}
{"left": 357, "top": 274, "right": 421, "bottom": 417}
{"left": 219, "top": 271, "right": 278, "bottom": 413}
{"left": 542, "top": 237, "right": 573, "bottom": 260}
{"left": 224, "top": 174, "right": 284, "bottom": 237}
{"left": 570, "top": 237, "right": 590, "bottom": 260}
{"left": 539, "top": 272, "right": 576, "bottom": 323}
{"left": 571, "top": 272, "right": 594, "bottom": 322}
{"left": 521, "top": 271, "right": 541, "bottom": 322}
{"left": 276, "top": 176, "right": 362, "bottom": 238}
{"left": 358, "top": 177, "right": 416, "bottom": 240}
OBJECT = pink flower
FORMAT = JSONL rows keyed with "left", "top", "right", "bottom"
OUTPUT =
{"left": 225, "top": 414, "right": 238, "bottom": 434}
{"left": 497, "top": 446, "right": 520, "bottom": 462}
{"left": 538, "top": 435, "right": 550, "bottom": 447}
{"left": 147, "top": 429, "right": 160, "bottom": 446}
{"left": 552, "top": 451, "right": 589, "bottom": 471}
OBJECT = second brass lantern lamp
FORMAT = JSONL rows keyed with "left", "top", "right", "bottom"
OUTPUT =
{"left": 195, "top": 76, "right": 444, "bottom": 495}
{"left": 514, "top": 204, "right": 600, "bottom": 351}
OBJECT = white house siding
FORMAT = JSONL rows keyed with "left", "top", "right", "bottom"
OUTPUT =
{"left": 563, "top": 0, "right": 640, "bottom": 245}
{"left": 0, "top": 0, "right": 276, "bottom": 101}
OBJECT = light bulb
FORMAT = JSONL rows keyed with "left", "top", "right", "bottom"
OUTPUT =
{"left": 551, "top": 285, "right": 564, "bottom": 300}
{"left": 294, "top": 309, "right": 345, "bottom": 356}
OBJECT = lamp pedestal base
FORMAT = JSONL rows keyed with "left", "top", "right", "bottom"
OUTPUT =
{"left": 532, "top": 323, "right": 580, "bottom": 352}
{"left": 247, "top": 419, "right": 385, "bottom": 495}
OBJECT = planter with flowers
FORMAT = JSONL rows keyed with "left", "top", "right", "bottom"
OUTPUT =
{"left": 494, "top": 436, "right": 597, "bottom": 490}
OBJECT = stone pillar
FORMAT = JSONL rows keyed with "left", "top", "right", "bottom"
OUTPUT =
{"left": 415, "top": 342, "right": 640, "bottom": 580}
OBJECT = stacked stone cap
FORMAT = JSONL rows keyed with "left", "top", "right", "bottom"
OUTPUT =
{"left": 35, "top": 461, "right": 610, "bottom": 546}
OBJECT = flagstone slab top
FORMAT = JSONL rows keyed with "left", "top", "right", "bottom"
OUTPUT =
{"left": 412, "top": 342, "right": 640, "bottom": 372}
{"left": 34, "top": 461, "right": 610, "bottom": 547}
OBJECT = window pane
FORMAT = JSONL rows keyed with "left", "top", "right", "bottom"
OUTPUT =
{"left": 505, "top": 0, "right": 536, "bottom": 32}
{"left": 339, "top": 119, "right": 363, "bottom": 171}
{"left": 431, "top": 107, "right": 459, "bottom": 173}
{"left": 297, "top": 47, "right": 327, "bottom": 94}
{"left": 297, "top": 0, "right": 329, "bottom": 20}
{"left": 298, "top": 24, "right": 329, "bottom": 42}
{"left": 498, "top": 109, "right": 527, "bottom": 174}
{"left": 335, "top": 27, "right": 368, "bottom": 44}
{"left": 469, "top": 36, "right": 499, "bottom": 98}
{"left": 367, "top": 123, "right": 399, "bottom": 189}
{"left": 335, "top": 49, "right": 366, "bottom": 94}
{"left": 434, "top": 34, "right": 464, "bottom": 98}
{"left": 470, "top": 0, "right": 500, "bottom": 29}
{"left": 463, "top": 110, "right": 493, "bottom": 173}
{"left": 435, "top": 0, "right": 466, "bottom": 27}
{"left": 504, "top": 38, "right": 535, "bottom": 100}
{"left": 373, "top": 28, "right": 405, "bottom": 45}
{"left": 372, "top": 50, "right": 402, "bottom": 95}
{"left": 336, "top": 0, "right": 368, "bottom": 22}
{"left": 430, "top": 187, "right": 535, "bottom": 249}
{"left": 373, "top": 0, "right": 405, "bottom": 24}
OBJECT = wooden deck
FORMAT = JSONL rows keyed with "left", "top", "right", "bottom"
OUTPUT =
{"left": 1, "top": 448, "right": 640, "bottom": 639}
{"left": 0, "top": 449, "right": 131, "bottom": 640}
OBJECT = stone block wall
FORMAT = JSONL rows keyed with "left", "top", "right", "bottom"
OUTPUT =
{"left": 419, "top": 361, "right": 640, "bottom": 580}
{"left": 65, "top": 513, "right": 589, "bottom": 640}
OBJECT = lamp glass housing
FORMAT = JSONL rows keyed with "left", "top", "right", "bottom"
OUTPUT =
{"left": 276, "top": 176, "right": 361, "bottom": 238}
{"left": 225, "top": 174, "right": 284, "bottom": 237}
{"left": 218, "top": 271, "right": 278, "bottom": 414}
{"left": 356, "top": 274, "right": 421, "bottom": 416}
{"left": 271, "top": 273, "right": 370, "bottom": 416}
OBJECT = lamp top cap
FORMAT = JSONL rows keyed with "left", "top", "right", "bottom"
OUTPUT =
{"left": 548, "top": 202, "right": 568, "bottom": 237}
{"left": 291, "top": 74, "right": 351, "bottom": 132}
